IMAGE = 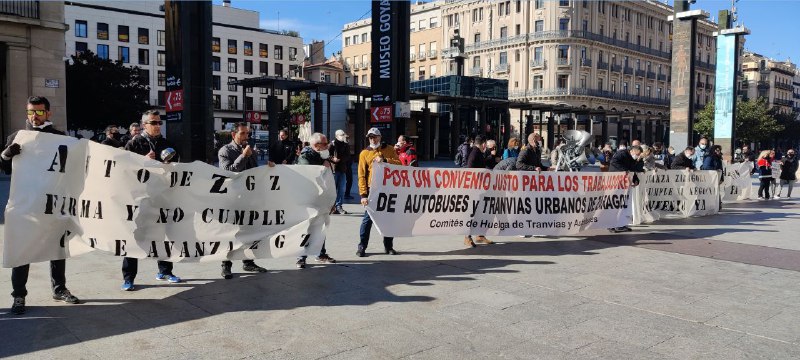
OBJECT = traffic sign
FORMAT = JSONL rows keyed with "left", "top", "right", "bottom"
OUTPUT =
{"left": 245, "top": 111, "right": 262, "bottom": 123}
{"left": 370, "top": 105, "right": 392, "bottom": 123}
{"left": 165, "top": 89, "right": 184, "bottom": 112}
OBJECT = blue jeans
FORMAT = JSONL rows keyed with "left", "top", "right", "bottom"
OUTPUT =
{"left": 359, "top": 211, "right": 393, "bottom": 251}
{"left": 334, "top": 171, "right": 347, "bottom": 207}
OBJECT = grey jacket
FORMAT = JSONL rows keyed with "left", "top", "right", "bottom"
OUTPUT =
{"left": 218, "top": 141, "right": 258, "bottom": 172}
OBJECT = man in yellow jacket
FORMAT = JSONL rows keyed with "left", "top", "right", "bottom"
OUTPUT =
{"left": 358, "top": 127, "right": 402, "bottom": 257}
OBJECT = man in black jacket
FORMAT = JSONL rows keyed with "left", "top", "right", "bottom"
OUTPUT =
{"left": 1, "top": 96, "right": 81, "bottom": 315}
{"left": 464, "top": 135, "right": 493, "bottom": 247}
{"left": 218, "top": 122, "right": 270, "bottom": 279}
{"left": 516, "top": 133, "right": 543, "bottom": 171}
{"left": 120, "top": 110, "right": 182, "bottom": 291}
{"left": 269, "top": 128, "right": 296, "bottom": 165}
{"left": 100, "top": 125, "right": 123, "bottom": 148}
{"left": 119, "top": 122, "right": 141, "bottom": 145}
{"left": 608, "top": 145, "right": 642, "bottom": 233}
{"left": 330, "top": 129, "right": 351, "bottom": 214}
{"left": 670, "top": 147, "right": 696, "bottom": 170}
{"left": 295, "top": 132, "right": 337, "bottom": 268}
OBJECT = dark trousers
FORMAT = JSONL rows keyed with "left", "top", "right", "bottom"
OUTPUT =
{"left": 221, "top": 259, "right": 256, "bottom": 267}
{"left": 11, "top": 260, "right": 67, "bottom": 298}
{"left": 759, "top": 178, "right": 772, "bottom": 198}
{"left": 359, "top": 211, "right": 393, "bottom": 251}
{"left": 122, "top": 258, "right": 173, "bottom": 282}
{"left": 298, "top": 240, "right": 327, "bottom": 260}
{"left": 345, "top": 162, "right": 353, "bottom": 196}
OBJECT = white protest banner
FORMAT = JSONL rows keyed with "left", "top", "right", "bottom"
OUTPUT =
{"left": 721, "top": 161, "right": 754, "bottom": 203}
{"left": 3, "top": 131, "right": 335, "bottom": 268}
{"left": 632, "top": 169, "right": 720, "bottom": 225}
{"left": 365, "top": 163, "right": 633, "bottom": 237}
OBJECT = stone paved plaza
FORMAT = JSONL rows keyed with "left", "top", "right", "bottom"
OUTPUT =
{"left": 2, "top": 175, "right": 800, "bottom": 359}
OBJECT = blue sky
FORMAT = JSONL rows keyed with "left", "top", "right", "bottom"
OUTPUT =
{"left": 217, "top": 0, "right": 800, "bottom": 62}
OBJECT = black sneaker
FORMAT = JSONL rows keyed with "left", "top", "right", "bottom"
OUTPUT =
{"left": 221, "top": 263, "right": 233, "bottom": 279}
{"left": 242, "top": 263, "right": 267, "bottom": 273}
{"left": 296, "top": 258, "right": 306, "bottom": 269}
{"left": 385, "top": 248, "right": 399, "bottom": 255}
{"left": 337, "top": 206, "right": 349, "bottom": 215}
{"left": 315, "top": 254, "right": 337, "bottom": 263}
{"left": 11, "top": 297, "right": 25, "bottom": 315}
{"left": 53, "top": 289, "right": 80, "bottom": 304}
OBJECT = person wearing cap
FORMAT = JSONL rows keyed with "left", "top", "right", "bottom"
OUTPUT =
{"left": 330, "top": 129, "right": 352, "bottom": 214}
{"left": 357, "top": 127, "right": 402, "bottom": 257}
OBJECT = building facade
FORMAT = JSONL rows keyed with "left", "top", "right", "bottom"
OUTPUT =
{"left": 740, "top": 52, "right": 798, "bottom": 116}
{"left": 64, "top": 1, "right": 304, "bottom": 131}
{"left": 1, "top": 1, "right": 68, "bottom": 140}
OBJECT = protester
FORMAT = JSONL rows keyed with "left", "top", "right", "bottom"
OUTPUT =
{"left": 494, "top": 156, "right": 517, "bottom": 171}
{"left": 217, "top": 122, "right": 270, "bottom": 279}
{"left": 100, "top": 125, "right": 123, "bottom": 148}
{"left": 701, "top": 145, "right": 724, "bottom": 172}
{"left": 693, "top": 137, "right": 710, "bottom": 170}
{"left": 516, "top": 133, "right": 543, "bottom": 171}
{"left": 640, "top": 145, "right": 661, "bottom": 171}
{"left": 463, "top": 135, "right": 493, "bottom": 247}
{"left": 671, "top": 147, "right": 696, "bottom": 170}
{"left": 503, "top": 138, "right": 520, "bottom": 159}
{"left": 120, "top": 122, "right": 141, "bottom": 145}
{"left": 549, "top": 138, "right": 566, "bottom": 170}
{"left": 484, "top": 139, "right": 500, "bottom": 169}
{"left": 330, "top": 129, "right": 351, "bottom": 214}
{"left": 296, "top": 132, "right": 338, "bottom": 268}
{"left": 608, "top": 144, "right": 642, "bottom": 233}
{"left": 357, "top": 127, "right": 402, "bottom": 257}
{"left": 121, "top": 110, "right": 181, "bottom": 290}
{"left": 651, "top": 142, "right": 670, "bottom": 169}
{"left": 598, "top": 142, "right": 614, "bottom": 172}
{"left": 396, "top": 135, "right": 418, "bottom": 167}
{"left": 777, "top": 149, "right": 798, "bottom": 198}
{"left": 756, "top": 150, "right": 773, "bottom": 200}
{"left": 269, "top": 128, "right": 296, "bottom": 165}
{"left": 454, "top": 135, "right": 472, "bottom": 167}
{"left": 666, "top": 146, "right": 676, "bottom": 168}
{"left": 1, "top": 96, "right": 81, "bottom": 314}
{"left": 769, "top": 149, "right": 779, "bottom": 197}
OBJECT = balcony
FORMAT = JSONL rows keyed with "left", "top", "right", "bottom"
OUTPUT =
{"left": 410, "top": 53, "right": 417, "bottom": 62}
{"left": 441, "top": 47, "right": 461, "bottom": 58}
{"left": 557, "top": 58, "right": 571, "bottom": 66}
{"left": 697, "top": 61, "right": 716, "bottom": 72}
{"left": 418, "top": 51, "right": 427, "bottom": 59}
{"left": 464, "top": 34, "right": 527, "bottom": 52}
{"left": 775, "top": 82, "right": 793, "bottom": 91}
{"left": 647, "top": 71, "right": 656, "bottom": 79}
{"left": 597, "top": 60, "right": 608, "bottom": 70}
{"left": 774, "top": 99, "right": 793, "bottom": 107}
{"left": 428, "top": 50, "right": 437, "bottom": 58}
{"left": 0, "top": 1, "right": 39, "bottom": 19}
{"left": 757, "top": 81, "right": 770, "bottom": 90}
{"left": 635, "top": 69, "right": 645, "bottom": 77}
{"left": 580, "top": 58, "right": 592, "bottom": 67}
{"left": 469, "top": 67, "right": 482, "bottom": 76}
{"left": 623, "top": 67, "right": 633, "bottom": 75}
{"left": 494, "top": 63, "right": 509, "bottom": 73}
{"left": 794, "top": 93, "right": 800, "bottom": 99}
{"left": 657, "top": 74, "right": 667, "bottom": 81}
{"left": 508, "top": 88, "right": 670, "bottom": 106}
{"left": 530, "top": 59, "right": 545, "bottom": 68}
{"left": 362, "top": 62, "right": 369, "bottom": 69}
{"left": 521, "top": 30, "right": 672, "bottom": 60}
{"left": 611, "top": 64, "right": 622, "bottom": 73}
{"left": 697, "top": 82, "right": 705, "bottom": 89}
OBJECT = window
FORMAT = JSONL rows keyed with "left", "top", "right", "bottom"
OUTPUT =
{"left": 533, "top": 75, "right": 543, "bottom": 89}
{"left": 157, "top": 91, "right": 165, "bottom": 106}
{"left": 158, "top": 71, "right": 166, "bottom": 87}
{"left": 97, "top": 44, "right": 109, "bottom": 59}
{"left": 261, "top": 86, "right": 268, "bottom": 94}
{"left": 228, "top": 39, "right": 237, "bottom": 54}
{"left": 97, "top": 23, "right": 108, "bottom": 40}
{"left": 657, "top": 87, "right": 662, "bottom": 99}
{"left": 212, "top": 75, "right": 221, "bottom": 90}
{"left": 212, "top": 37, "right": 220, "bottom": 52}
{"left": 212, "top": 56, "right": 220, "bottom": 71}
{"left": 274, "top": 63, "right": 283, "bottom": 76}
{"left": 533, "top": 47, "right": 543, "bottom": 62}
{"left": 244, "top": 60, "right": 253, "bottom": 75}
{"left": 259, "top": 98, "right": 268, "bottom": 111}
{"left": 419, "top": 19, "right": 426, "bottom": 30}
{"left": 430, "top": 17, "right": 439, "bottom": 28}
{"left": 430, "top": 41, "right": 437, "bottom": 54}
{"left": 635, "top": 84, "right": 640, "bottom": 96}
{"left": 558, "top": 45, "right": 569, "bottom": 60}
{"left": 158, "top": 30, "right": 165, "bottom": 46}
{"left": 580, "top": 77, "right": 587, "bottom": 89}
{"left": 580, "top": 47, "right": 587, "bottom": 60}
{"left": 213, "top": 95, "right": 221, "bottom": 110}
{"left": 254, "top": 43, "right": 267, "bottom": 59}
{"left": 515, "top": 50, "right": 520, "bottom": 62}
{"left": 499, "top": 2, "right": 505, "bottom": 15}
{"left": 516, "top": 0, "right": 521, "bottom": 12}
{"left": 611, "top": 81, "right": 617, "bottom": 93}
{"left": 410, "top": 68, "right": 415, "bottom": 81}
{"left": 430, "top": 64, "right": 437, "bottom": 77}
{"left": 599, "top": 24, "right": 604, "bottom": 36}
{"left": 419, "top": 66, "right": 425, "bottom": 80}
{"left": 472, "top": 56, "right": 480, "bottom": 68}
{"left": 516, "top": 24, "right": 521, "bottom": 36}
{"left": 597, "top": 78, "right": 604, "bottom": 90}
{"left": 157, "top": 51, "right": 165, "bottom": 66}
{"left": 228, "top": 77, "right": 237, "bottom": 91}
{"left": 245, "top": 97, "right": 253, "bottom": 110}
{"left": 559, "top": 0, "right": 569, "bottom": 6}
{"left": 244, "top": 41, "right": 253, "bottom": 56}
{"left": 559, "top": 18, "right": 569, "bottom": 31}
{"left": 259, "top": 61, "right": 268, "bottom": 75}
{"left": 646, "top": 86, "right": 651, "bottom": 97}
{"left": 419, "top": 43, "right": 425, "bottom": 56}
{"left": 361, "top": 74, "right": 367, "bottom": 85}
{"left": 535, "top": 20, "right": 544, "bottom": 32}
{"left": 499, "top": 52, "right": 508, "bottom": 65}
{"left": 623, "top": 82, "right": 629, "bottom": 94}
{"left": 228, "top": 58, "right": 237, "bottom": 73}
{"left": 138, "top": 49, "right": 149, "bottom": 65}
{"left": 75, "top": 20, "right": 87, "bottom": 38}
{"left": 138, "top": 28, "right": 149, "bottom": 45}
{"left": 557, "top": 74, "right": 569, "bottom": 89}
{"left": 289, "top": 47, "right": 298, "bottom": 61}
{"left": 500, "top": 26, "right": 508, "bottom": 38}
{"left": 118, "top": 25, "right": 129, "bottom": 42}
{"left": 274, "top": 45, "right": 283, "bottom": 60}
{"left": 75, "top": 42, "right": 88, "bottom": 55}
{"left": 361, "top": 33, "right": 368, "bottom": 43}
{"left": 535, "top": 0, "right": 543, "bottom": 9}
{"left": 139, "top": 69, "right": 150, "bottom": 86}
{"left": 228, "top": 95, "right": 237, "bottom": 110}
{"left": 582, "top": 20, "right": 588, "bottom": 32}
{"left": 474, "top": 33, "right": 481, "bottom": 43}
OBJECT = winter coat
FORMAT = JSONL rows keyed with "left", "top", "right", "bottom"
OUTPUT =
{"left": 1, "top": 122, "right": 65, "bottom": 175}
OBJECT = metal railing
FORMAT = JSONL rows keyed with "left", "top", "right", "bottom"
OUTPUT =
{"left": 623, "top": 67, "right": 633, "bottom": 75}
{"left": 597, "top": 60, "right": 608, "bottom": 69}
{"left": 508, "top": 87, "right": 669, "bottom": 106}
{"left": 647, "top": 71, "right": 656, "bottom": 79}
{"left": 530, "top": 59, "right": 545, "bottom": 68}
{"left": 464, "top": 34, "right": 528, "bottom": 52}
{"left": 657, "top": 74, "right": 667, "bottom": 81}
{"left": 0, "top": 0, "right": 39, "bottom": 19}
{"left": 757, "top": 81, "right": 770, "bottom": 89}
{"left": 775, "top": 82, "right": 793, "bottom": 91}
{"left": 611, "top": 64, "right": 622, "bottom": 72}
{"left": 635, "top": 69, "right": 646, "bottom": 77}
{"left": 495, "top": 63, "right": 509, "bottom": 73}
{"left": 697, "top": 61, "right": 716, "bottom": 71}
{"left": 580, "top": 58, "right": 592, "bottom": 67}
{"left": 774, "top": 99, "right": 793, "bottom": 107}
{"left": 469, "top": 67, "right": 482, "bottom": 76}
{"left": 441, "top": 47, "right": 461, "bottom": 58}
{"left": 428, "top": 50, "right": 437, "bottom": 58}
{"left": 557, "top": 58, "right": 570, "bottom": 66}
{"left": 410, "top": 54, "right": 417, "bottom": 61}
{"left": 697, "top": 82, "right": 705, "bottom": 89}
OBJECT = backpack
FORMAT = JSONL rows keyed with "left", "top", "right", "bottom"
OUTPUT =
{"left": 455, "top": 143, "right": 470, "bottom": 167}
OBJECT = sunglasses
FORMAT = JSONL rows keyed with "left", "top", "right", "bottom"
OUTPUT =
{"left": 146, "top": 121, "right": 163, "bottom": 125}
{"left": 26, "top": 110, "right": 46, "bottom": 116}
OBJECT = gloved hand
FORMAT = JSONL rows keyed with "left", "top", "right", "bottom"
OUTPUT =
{"left": 1, "top": 143, "right": 21, "bottom": 160}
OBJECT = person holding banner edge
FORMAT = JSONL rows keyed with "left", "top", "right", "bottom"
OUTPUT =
{"left": 120, "top": 110, "right": 182, "bottom": 290}
{"left": 357, "top": 127, "right": 401, "bottom": 257}
{"left": 463, "top": 135, "right": 494, "bottom": 247}
{"left": 218, "top": 122, "right": 271, "bottom": 279}
{"left": 1, "top": 96, "right": 81, "bottom": 315}
{"left": 295, "top": 132, "right": 338, "bottom": 268}
{"left": 608, "top": 144, "right": 642, "bottom": 233}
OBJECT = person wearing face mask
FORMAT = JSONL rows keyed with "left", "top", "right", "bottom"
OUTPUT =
{"left": 1, "top": 96, "right": 81, "bottom": 315}
{"left": 777, "top": 150, "right": 798, "bottom": 198}
{"left": 357, "top": 127, "right": 402, "bottom": 257}
{"left": 100, "top": 125, "right": 123, "bottom": 148}
{"left": 756, "top": 150, "right": 774, "bottom": 200}
{"left": 608, "top": 145, "right": 642, "bottom": 232}
{"left": 463, "top": 135, "right": 494, "bottom": 247}
{"left": 503, "top": 138, "right": 520, "bottom": 159}
{"left": 516, "top": 133, "right": 544, "bottom": 171}
{"left": 295, "top": 132, "right": 338, "bottom": 268}
{"left": 120, "top": 122, "right": 141, "bottom": 145}
{"left": 217, "top": 122, "right": 271, "bottom": 278}
{"left": 330, "top": 129, "right": 352, "bottom": 214}
{"left": 671, "top": 147, "right": 696, "bottom": 170}
{"left": 693, "top": 137, "right": 710, "bottom": 170}
{"left": 484, "top": 139, "right": 501, "bottom": 169}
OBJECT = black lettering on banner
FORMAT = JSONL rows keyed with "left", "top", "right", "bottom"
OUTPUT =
{"left": 46, "top": 145, "right": 68, "bottom": 173}
{"left": 209, "top": 241, "right": 221, "bottom": 254}
{"left": 68, "top": 197, "right": 77, "bottom": 216}
{"left": 249, "top": 240, "right": 261, "bottom": 250}
{"left": 269, "top": 175, "right": 280, "bottom": 190}
{"left": 44, "top": 194, "right": 58, "bottom": 214}
{"left": 137, "top": 169, "right": 150, "bottom": 183}
{"left": 376, "top": 193, "right": 397, "bottom": 212}
{"left": 157, "top": 208, "right": 185, "bottom": 223}
{"left": 210, "top": 174, "right": 229, "bottom": 193}
{"left": 163, "top": 241, "right": 175, "bottom": 257}
{"left": 59, "top": 230, "right": 71, "bottom": 247}
{"left": 148, "top": 241, "right": 159, "bottom": 257}
{"left": 126, "top": 205, "right": 139, "bottom": 221}
{"left": 195, "top": 243, "right": 206, "bottom": 257}
{"left": 179, "top": 242, "right": 190, "bottom": 257}
{"left": 115, "top": 239, "right": 127, "bottom": 256}
{"left": 170, "top": 171, "right": 193, "bottom": 187}
{"left": 246, "top": 176, "right": 255, "bottom": 191}
{"left": 85, "top": 155, "right": 91, "bottom": 174}
{"left": 299, "top": 234, "right": 310, "bottom": 248}
{"left": 89, "top": 238, "right": 97, "bottom": 248}
{"left": 274, "top": 235, "right": 285, "bottom": 248}
{"left": 103, "top": 160, "right": 116, "bottom": 178}
{"left": 233, "top": 210, "right": 245, "bottom": 225}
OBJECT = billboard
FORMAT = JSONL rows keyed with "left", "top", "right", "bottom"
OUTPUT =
{"left": 714, "top": 35, "right": 736, "bottom": 139}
